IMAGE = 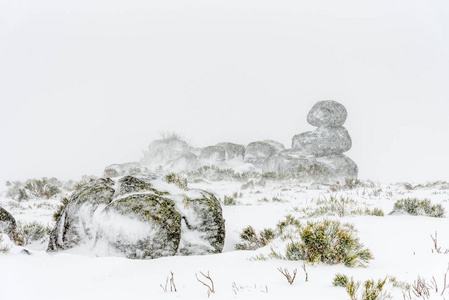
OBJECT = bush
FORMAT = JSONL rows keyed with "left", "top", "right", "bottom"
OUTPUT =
{"left": 235, "top": 226, "right": 275, "bottom": 250}
{"left": 391, "top": 198, "right": 445, "bottom": 217}
{"left": 333, "top": 274, "right": 390, "bottom": 300}
{"left": 273, "top": 219, "right": 373, "bottom": 267}
{"left": 164, "top": 173, "right": 188, "bottom": 190}
{"left": 15, "top": 221, "right": 49, "bottom": 245}
{"left": 223, "top": 195, "right": 237, "bottom": 206}
{"left": 53, "top": 197, "right": 70, "bottom": 222}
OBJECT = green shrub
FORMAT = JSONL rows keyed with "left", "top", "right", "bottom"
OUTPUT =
{"left": 333, "top": 273, "right": 349, "bottom": 287}
{"left": 24, "top": 178, "right": 61, "bottom": 199}
{"left": 235, "top": 226, "right": 275, "bottom": 250}
{"left": 223, "top": 195, "right": 237, "bottom": 206}
{"left": 15, "top": 221, "right": 49, "bottom": 245}
{"left": 333, "top": 275, "right": 390, "bottom": 300}
{"left": 391, "top": 198, "right": 445, "bottom": 217}
{"left": 164, "top": 173, "right": 188, "bottom": 190}
{"left": 272, "top": 219, "right": 373, "bottom": 267}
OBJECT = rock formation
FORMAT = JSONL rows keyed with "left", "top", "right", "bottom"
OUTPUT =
{"left": 48, "top": 174, "right": 225, "bottom": 259}
{"left": 104, "top": 100, "right": 357, "bottom": 180}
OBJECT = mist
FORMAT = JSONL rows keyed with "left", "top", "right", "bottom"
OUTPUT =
{"left": 1, "top": 0, "right": 448, "bottom": 187}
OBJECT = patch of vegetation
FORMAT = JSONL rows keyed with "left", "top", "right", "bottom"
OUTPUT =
{"left": 330, "top": 179, "right": 375, "bottom": 191}
{"left": 15, "top": 221, "right": 50, "bottom": 246}
{"left": 245, "top": 216, "right": 373, "bottom": 267}
{"left": 390, "top": 198, "right": 445, "bottom": 217}
{"left": 333, "top": 274, "right": 390, "bottom": 300}
{"left": 235, "top": 226, "right": 275, "bottom": 250}
{"left": 223, "top": 195, "right": 237, "bottom": 206}
{"left": 164, "top": 173, "right": 188, "bottom": 190}
{"left": 298, "top": 196, "right": 384, "bottom": 218}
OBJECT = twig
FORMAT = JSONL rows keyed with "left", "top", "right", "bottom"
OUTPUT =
{"left": 302, "top": 262, "right": 309, "bottom": 282}
{"left": 196, "top": 271, "right": 215, "bottom": 297}
{"left": 278, "top": 267, "right": 297, "bottom": 285}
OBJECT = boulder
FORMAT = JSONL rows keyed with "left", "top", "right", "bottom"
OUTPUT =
{"left": 316, "top": 154, "right": 358, "bottom": 179}
{"left": 262, "top": 140, "right": 285, "bottom": 152}
{"left": 244, "top": 141, "right": 279, "bottom": 167}
{"left": 140, "top": 139, "right": 199, "bottom": 172}
{"left": 307, "top": 100, "right": 347, "bottom": 127}
{"left": 0, "top": 207, "right": 16, "bottom": 241}
{"left": 215, "top": 142, "right": 245, "bottom": 162}
{"left": 291, "top": 126, "right": 352, "bottom": 157}
{"left": 264, "top": 150, "right": 314, "bottom": 174}
{"left": 199, "top": 146, "right": 226, "bottom": 163}
{"left": 48, "top": 175, "right": 225, "bottom": 259}
{"left": 104, "top": 162, "right": 148, "bottom": 178}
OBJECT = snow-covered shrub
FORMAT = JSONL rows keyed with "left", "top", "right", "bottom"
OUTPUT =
{"left": 0, "top": 235, "right": 12, "bottom": 253}
{"left": 223, "top": 195, "right": 237, "bottom": 206}
{"left": 333, "top": 274, "right": 390, "bottom": 300}
{"left": 390, "top": 198, "right": 445, "bottom": 217}
{"left": 235, "top": 226, "right": 275, "bottom": 250}
{"left": 15, "top": 221, "right": 49, "bottom": 245}
{"left": 269, "top": 218, "right": 373, "bottom": 267}
{"left": 53, "top": 197, "right": 69, "bottom": 221}
{"left": 164, "top": 173, "right": 188, "bottom": 190}
{"left": 5, "top": 178, "right": 62, "bottom": 200}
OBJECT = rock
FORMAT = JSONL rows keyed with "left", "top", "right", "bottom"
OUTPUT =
{"left": 215, "top": 142, "right": 245, "bottom": 162}
{"left": 316, "top": 154, "right": 358, "bottom": 179}
{"left": 178, "top": 190, "right": 225, "bottom": 255}
{"left": 140, "top": 139, "right": 199, "bottom": 172}
{"left": 0, "top": 206, "right": 16, "bottom": 241}
{"left": 244, "top": 141, "right": 279, "bottom": 167}
{"left": 199, "top": 146, "right": 226, "bottom": 163}
{"left": 307, "top": 100, "right": 347, "bottom": 127}
{"left": 104, "top": 162, "right": 148, "bottom": 178}
{"left": 262, "top": 140, "right": 285, "bottom": 152}
{"left": 48, "top": 174, "right": 225, "bottom": 259}
{"left": 291, "top": 126, "right": 352, "bottom": 157}
{"left": 264, "top": 150, "right": 314, "bottom": 174}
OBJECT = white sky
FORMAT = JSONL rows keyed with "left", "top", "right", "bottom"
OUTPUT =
{"left": 1, "top": 0, "right": 448, "bottom": 186}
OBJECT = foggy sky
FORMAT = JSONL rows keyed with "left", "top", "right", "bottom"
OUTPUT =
{"left": 1, "top": 0, "right": 448, "bottom": 188}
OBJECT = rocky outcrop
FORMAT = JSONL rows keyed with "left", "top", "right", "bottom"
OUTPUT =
{"left": 48, "top": 175, "right": 225, "bottom": 259}
{"left": 0, "top": 207, "right": 16, "bottom": 241}
{"left": 106, "top": 100, "right": 357, "bottom": 180}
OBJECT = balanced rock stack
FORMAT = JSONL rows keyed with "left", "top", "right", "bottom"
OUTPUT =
{"left": 290, "top": 100, "right": 357, "bottom": 178}
{"left": 292, "top": 100, "right": 351, "bottom": 156}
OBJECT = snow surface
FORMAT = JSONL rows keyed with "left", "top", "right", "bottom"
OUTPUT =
{"left": 1, "top": 181, "right": 449, "bottom": 299}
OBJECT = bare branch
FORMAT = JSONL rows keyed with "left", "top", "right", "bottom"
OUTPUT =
{"left": 278, "top": 267, "right": 297, "bottom": 285}
{"left": 196, "top": 271, "right": 215, "bottom": 297}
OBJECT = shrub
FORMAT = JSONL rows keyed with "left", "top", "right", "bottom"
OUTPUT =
{"left": 390, "top": 198, "right": 445, "bottom": 217}
{"left": 24, "top": 178, "right": 61, "bottom": 199}
{"left": 333, "top": 274, "right": 390, "bottom": 300}
{"left": 0, "top": 235, "right": 12, "bottom": 253}
{"left": 272, "top": 219, "right": 373, "bottom": 267}
{"left": 15, "top": 221, "right": 49, "bottom": 245}
{"left": 235, "top": 226, "right": 275, "bottom": 250}
{"left": 223, "top": 195, "right": 237, "bottom": 206}
{"left": 164, "top": 173, "right": 188, "bottom": 190}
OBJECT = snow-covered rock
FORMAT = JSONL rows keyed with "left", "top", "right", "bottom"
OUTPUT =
{"left": 307, "top": 100, "right": 347, "bottom": 127}
{"left": 0, "top": 206, "right": 16, "bottom": 241}
{"left": 48, "top": 174, "right": 225, "bottom": 259}
{"left": 244, "top": 141, "right": 280, "bottom": 167}
{"left": 104, "top": 162, "right": 149, "bottom": 177}
{"left": 215, "top": 142, "right": 245, "bottom": 161}
{"left": 199, "top": 146, "right": 226, "bottom": 164}
{"left": 140, "top": 139, "right": 199, "bottom": 172}
{"left": 291, "top": 126, "right": 352, "bottom": 157}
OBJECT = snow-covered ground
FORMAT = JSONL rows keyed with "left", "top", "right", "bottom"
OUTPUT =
{"left": 1, "top": 180, "right": 449, "bottom": 299}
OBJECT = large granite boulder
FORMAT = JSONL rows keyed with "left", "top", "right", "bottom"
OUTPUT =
{"left": 140, "top": 139, "right": 199, "bottom": 172}
{"left": 48, "top": 175, "right": 225, "bottom": 259}
{"left": 307, "top": 100, "right": 347, "bottom": 127}
{"left": 199, "top": 146, "right": 226, "bottom": 163}
{"left": 215, "top": 142, "right": 245, "bottom": 162}
{"left": 244, "top": 141, "right": 281, "bottom": 167}
{"left": 291, "top": 126, "right": 352, "bottom": 157}
{"left": 315, "top": 154, "right": 358, "bottom": 178}
{"left": 104, "top": 162, "right": 148, "bottom": 178}
{"left": 0, "top": 207, "right": 16, "bottom": 241}
{"left": 264, "top": 150, "right": 313, "bottom": 174}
